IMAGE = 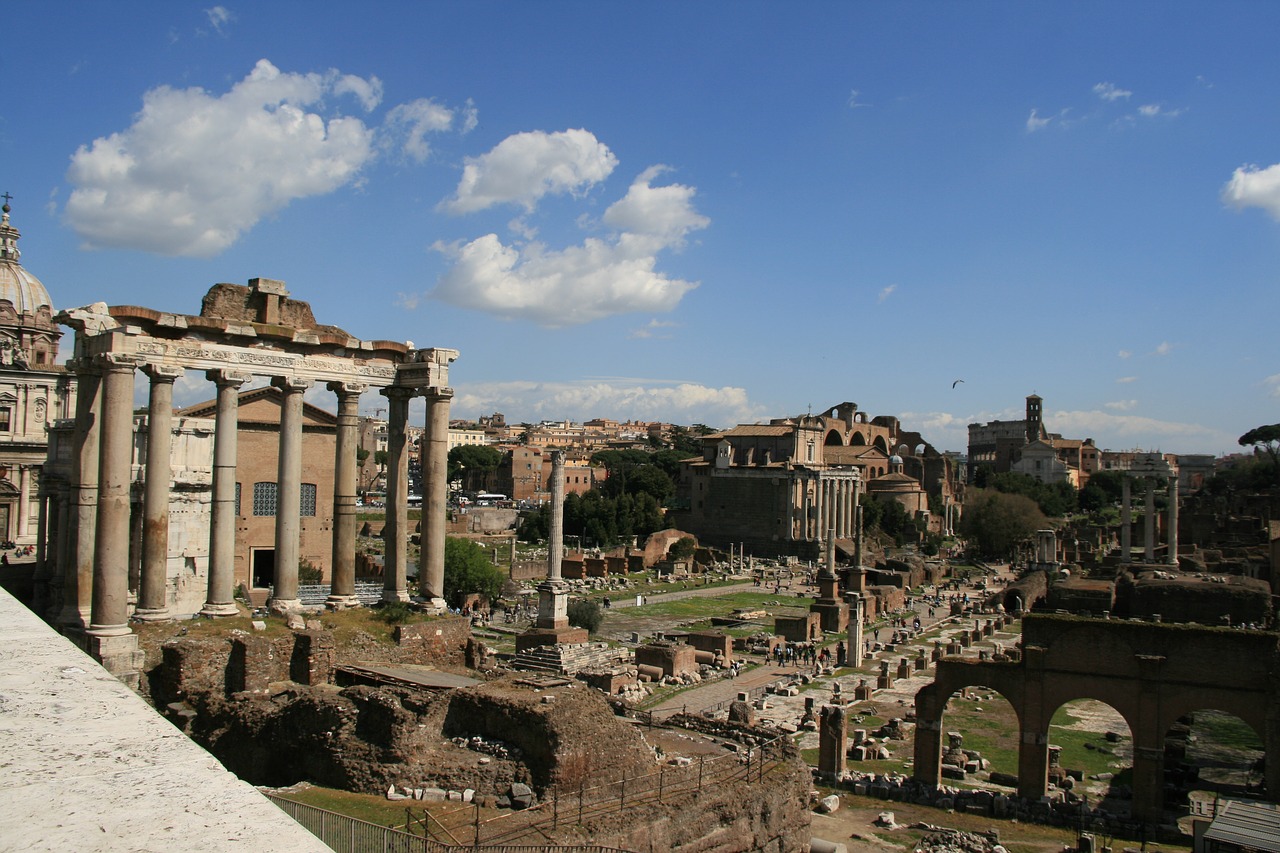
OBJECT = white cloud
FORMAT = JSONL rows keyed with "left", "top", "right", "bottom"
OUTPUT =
{"left": 205, "top": 6, "right": 234, "bottom": 35}
{"left": 1026, "top": 109, "right": 1051, "bottom": 132}
{"left": 1118, "top": 349, "right": 1132, "bottom": 359}
{"left": 431, "top": 168, "right": 708, "bottom": 325}
{"left": 848, "top": 90, "right": 870, "bottom": 109}
{"left": 1223, "top": 162, "right": 1280, "bottom": 220}
{"left": 441, "top": 128, "right": 617, "bottom": 214}
{"left": 877, "top": 284, "right": 897, "bottom": 303}
{"left": 383, "top": 98, "right": 458, "bottom": 163}
{"left": 334, "top": 74, "right": 384, "bottom": 112}
{"left": 1116, "top": 376, "right": 1139, "bottom": 384}
{"left": 1104, "top": 399, "right": 1138, "bottom": 411}
{"left": 1048, "top": 408, "right": 1233, "bottom": 451}
{"left": 1136, "top": 103, "right": 1185, "bottom": 120}
{"left": 629, "top": 319, "right": 677, "bottom": 340}
{"left": 1264, "top": 374, "right": 1280, "bottom": 398}
{"left": 1093, "top": 82, "right": 1132, "bottom": 102}
{"left": 64, "top": 59, "right": 379, "bottom": 257}
{"left": 451, "top": 379, "right": 762, "bottom": 427}
{"left": 1152, "top": 341, "right": 1174, "bottom": 356}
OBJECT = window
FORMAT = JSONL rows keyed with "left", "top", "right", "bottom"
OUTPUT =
{"left": 300, "top": 483, "right": 317, "bottom": 517}
{"left": 235, "top": 482, "right": 241, "bottom": 515}
{"left": 253, "top": 482, "right": 277, "bottom": 516}
{"left": 0, "top": 407, "right": 10, "bottom": 432}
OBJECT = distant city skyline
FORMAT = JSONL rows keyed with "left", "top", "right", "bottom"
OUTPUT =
{"left": 4, "top": 3, "right": 1278, "bottom": 456}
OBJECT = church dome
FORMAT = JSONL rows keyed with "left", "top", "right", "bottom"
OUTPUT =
{"left": 0, "top": 199, "right": 54, "bottom": 316}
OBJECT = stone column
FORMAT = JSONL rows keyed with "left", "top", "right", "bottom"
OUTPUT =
{"left": 420, "top": 387, "right": 453, "bottom": 605}
{"left": 786, "top": 475, "right": 796, "bottom": 541}
{"left": 547, "top": 450, "right": 565, "bottom": 581}
{"left": 17, "top": 464, "right": 30, "bottom": 538}
{"left": 1144, "top": 479, "right": 1156, "bottom": 563}
{"left": 1120, "top": 475, "right": 1131, "bottom": 561}
{"left": 1016, "top": 730, "right": 1051, "bottom": 802}
{"left": 87, "top": 354, "right": 137, "bottom": 638}
{"left": 269, "top": 376, "right": 311, "bottom": 613}
{"left": 60, "top": 362, "right": 100, "bottom": 630}
{"left": 1166, "top": 477, "right": 1179, "bottom": 567}
{"left": 135, "top": 365, "right": 182, "bottom": 621}
{"left": 380, "top": 386, "right": 414, "bottom": 603}
{"left": 327, "top": 381, "right": 366, "bottom": 609}
{"left": 847, "top": 593, "right": 864, "bottom": 666}
{"left": 853, "top": 504, "right": 863, "bottom": 568}
{"left": 202, "top": 370, "right": 250, "bottom": 618}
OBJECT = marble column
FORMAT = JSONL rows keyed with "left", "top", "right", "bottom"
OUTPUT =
{"left": 786, "top": 476, "right": 796, "bottom": 541}
{"left": 1166, "top": 477, "right": 1179, "bottom": 567}
{"left": 60, "top": 361, "right": 100, "bottom": 630}
{"left": 420, "top": 387, "right": 453, "bottom": 605}
{"left": 87, "top": 354, "right": 137, "bottom": 638}
{"left": 380, "top": 386, "right": 414, "bottom": 603}
{"left": 1144, "top": 479, "right": 1156, "bottom": 563}
{"left": 547, "top": 450, "right": 565, "bottom": 582}
{"left": 202, "top": 370, "right": 250, "bottom": 617}
{"left": 327, "top": 381, "right": 366, "bottom": 608}
{"left": 135, "top": 365, "right": 182, "bottom": 621}
{"left": 1120, "top": 475, "right": 1132, "bottom": 562}
{"left": 269, "top": 376, "right": 311, "bottom": 613}
{"left": 17, "top": 465, "right": 30, "bottom": 538}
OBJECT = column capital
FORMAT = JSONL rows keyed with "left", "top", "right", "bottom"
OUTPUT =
{"left": 142, "top": 363, "right": 184, "bottom": 383}
{"left": 380, "top": 384, "right": 418, "bottom": 402}
{"left": 271, "top": 375, "right": 313, "bottom": 393}
{"left": 67, "top": 356, "right": 101, "bottom": 376}
{"left": 326, "top": 380, "right": 369, "bottom": 399}
{"left": 94, "top": 352, "right": 138, "bottom": 372}
{"left": 206, "top": 369, "right": 252, "bottom": 388}
{"left": 421, "top": 386, "right": 455, "bottom": 402}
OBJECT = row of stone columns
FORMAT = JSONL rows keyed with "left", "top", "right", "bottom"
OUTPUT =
{"left": 1119, "top": 475, "right": 1178, "bottom": 565}
{"left": 49, "top": 355, "right": 452, "bottom": 637}
{"left": 790, "top": 473, "right": 860, "bottom": 541}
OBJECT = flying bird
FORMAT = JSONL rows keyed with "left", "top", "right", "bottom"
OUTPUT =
{"left": 952, "top": 379, "right": 964, "bottom": 389}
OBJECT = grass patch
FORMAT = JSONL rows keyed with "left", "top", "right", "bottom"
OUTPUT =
{"left": 274, "top": 786, "right": 414, "bottom": 828}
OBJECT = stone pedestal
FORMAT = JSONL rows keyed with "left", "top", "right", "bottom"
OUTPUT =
{"left": 818, "top": 705, "right": 848, "bottom": 779}
{"left": 88, "top": 632, "right": 145, "bottom": 689}
{"left": 516, "top": 579, "right": 588, "bottom": 652}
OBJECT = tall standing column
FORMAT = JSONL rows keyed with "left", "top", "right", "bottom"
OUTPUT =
{"left": 327, "top": 382, "right": 366, "bottom": 608}
{"left": 60, "top": 361, "right": 100, "bottom": 630}
{"left": 1166, "top": 476, "right": 1179, "bottom": 566}
{"left": 269, "top": 376, "right": 311, "bottom": 613}
{"left": 135, "top": 365, "right": 182, "bottom": 621}
{"left": 1143, "top": 480, "right": 1156, "bottom": 563}
{"left": 17, "top": 465, "right": 30, "bottom": 538}
{"left": 420, "top": 387, "right": 453, "bottom": 605}
{"left": 547, "top": 450, "right": 565, "bottom": 581}
{"left": 202, "top": 370, "right": 250, "bottom": 617}
{"left": 380, "top": 386, "right": 414, "bottom": 603}
{"left": 1120, "top": 475, "right": 1132, "bottom": 562}
{"left": 786, "top": 475, "right": 796, "bottom": 541}
{"left": 87, "top": 354, "right": 137, "bottom": 638}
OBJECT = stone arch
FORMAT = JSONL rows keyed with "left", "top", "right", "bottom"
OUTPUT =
{"left": 1044, "top": 696, "right": 1137, "bottom": 811}
{"left": 872, "top": 436, "right": 888, "bottom": 454}
{"left": 824, "top": 430, "right": 843, "bottom": 446}
{"left": 913, "top": 663, "right": 1027, "bottom": 791}
{"left": 850, "top": 431, "right": 866, "bottom": 446}
{"left": 1161, "top": 707, "right": 1266, "bottom": 805}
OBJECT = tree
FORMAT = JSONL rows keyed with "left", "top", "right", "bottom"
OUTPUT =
{"left": 567, "top": 598, "right": 603, "bottom": 633}
{"left": 448, "top": 444, "right": 504, "bottom": 484}
{"left": 958, "top": 488, "right": 1048, "bottom": 558}
{"left": 1239, "top": 424, "right": 1280, "bottom": 484}
{"left": 439, "top": 536, "right": 504, "bottom": 605}
{"left": 668, "top": 536, "right": 697, "bottom": 560}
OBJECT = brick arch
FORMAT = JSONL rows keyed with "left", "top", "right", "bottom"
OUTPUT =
{"left": 824, "top": 429, "right": 844, "bottom": 446}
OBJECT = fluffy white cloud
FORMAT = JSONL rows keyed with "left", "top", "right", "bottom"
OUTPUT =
{"left": 441, "top": 129, "right": 617, "bottom": 214}
{"left": 450, "top": 379, "right": 761, "bottom": 426}
{"left": 877, "top": 284, "right": 897, "bottom": 304}
{"left": 432, "top": 168, "right": 708, "bottom": 325}
{"left": 383, "top": 98, "right": 460, "bottom": 163}
{"left": 1223, "top": 163, "right": 1280, "bottom": 220}
{"left": 65, "top": 59, "right": 380, "bottom": 257}
{"left": 1026, "top": 109, "right": 1051, "bottom": 132}
{"left": 205, "top": 6, "right": 234, "bottom": 35}
{"left": 1093, "top": 82, "right": 1132, "bottom": 101}
{"left": 1104, "top": 399, "right": 1138, "bottom": 411}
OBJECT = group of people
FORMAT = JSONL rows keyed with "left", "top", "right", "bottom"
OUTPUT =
{"left": 770, "top": 641, "right": 833, "bottom": 670}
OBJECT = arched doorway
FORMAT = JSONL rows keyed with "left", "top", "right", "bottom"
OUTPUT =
{"left": 1165, "top": 709, "right": 1266, "bottom": 816}
{"left": 935, "top": 685, "right": 1022, "bottom": 789}
{"left": 1047, "top": 698, "right": 1135, "bottom": 817}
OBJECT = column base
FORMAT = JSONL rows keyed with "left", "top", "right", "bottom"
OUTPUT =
{"left": 325, "top": 594, "right": 361, "bottom": 610}
{"left": 268, "top": 598, "right": 303, "bottom": 615}
{"left": 200, "top": 601, "right": 240, "bottom": 618}
{"left": 87, "top": 631, "right": 144, "bottom": 690}
{"left": 132, "top": 607, "right": 172, "bottom": 622}
{"left": 381, "top": 589, "right": 411, "bottom": 604}
{"left": 57, "top": 605, "right": 89, "bottom": 632}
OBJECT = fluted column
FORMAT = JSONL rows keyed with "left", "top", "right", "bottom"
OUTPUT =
{"left": 269, "top": 376, "right": 311, "bottom": 613}
{"left": 547, "top": 450, "right": 565, "bottom": 580}
{"left": 421, "top": 387, "right": 453, "bottom": 604}
{"left": 327, "top": 381, "right": 366, "bottom": 608}
{"left": 17, "top": 464, "right": 30, "bottom": 538}
{"left": 380, "top": 386, "right": 414, "bottom": 603}
{"left": 202, "top": 370, "right": 250, "bottom": 617}
{"left": 1166, "top": 477, "right": 1179, "bottom": 567}
{"left": 1120, "top": 475, "right": 1132, "bottom": 561}
{"left": 87, "top": 354, "right": 137, "bottom": 638}
{"left": 135, "top": 365, "right": 182, "bottom": 620}
{"left": 1144, "top": 479, "right": 1156, "bottom": 563}
{"left": 60, "top": 361, "right": 100, "bottom": 630}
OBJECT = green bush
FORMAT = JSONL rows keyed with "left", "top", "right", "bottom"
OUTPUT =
{"left": 377, "top": 601, "right": 414, "bottom": 625}
{"left": 567, "top": 598, "right": 603, "bottom": 633}
{"left": 298, "top": 558, "right": 323, "bottom": 584}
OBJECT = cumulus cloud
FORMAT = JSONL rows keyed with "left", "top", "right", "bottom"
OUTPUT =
{"left": 64, "top": 59, "right": 380, "bottom": 257}
{"left": 1223, "top": 162, "right": 1280, "bottom": 220}
{"left": 1105, "top": 400, "right": 1138, "bottom": 411}
{"left": 629, "top": 319, "right": 677, "bottom": 340}
{"left": 1093, "top": 82, "right": 1132, "bottom": 102}
{"left": 432, "top": 168, "right": 708, "bottom": 325}
{"left": 441, "top": 129, "right": 617, "bottom": 214}
{"left": 451, "top": 379, "right": 761, "bottom": 426}
{"left": 1048, "top": 408, "right": 1234, "bottom": 451}
{"left": 877, "top": 284, "right": 897, "bottom": 304}
{"left": 1118, "top": 349, "right": 1132, "bottom": 359}
{"left": 383, "top": 98, "right": 459, "bottom": 163}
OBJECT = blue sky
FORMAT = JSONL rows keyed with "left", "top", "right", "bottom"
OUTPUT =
{"left": 3, "top": 2, "right": 1279, "bottom": 455}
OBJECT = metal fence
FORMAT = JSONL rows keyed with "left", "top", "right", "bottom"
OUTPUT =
{"left": 293, "top": 582, "right": 386, "bottom": 606}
